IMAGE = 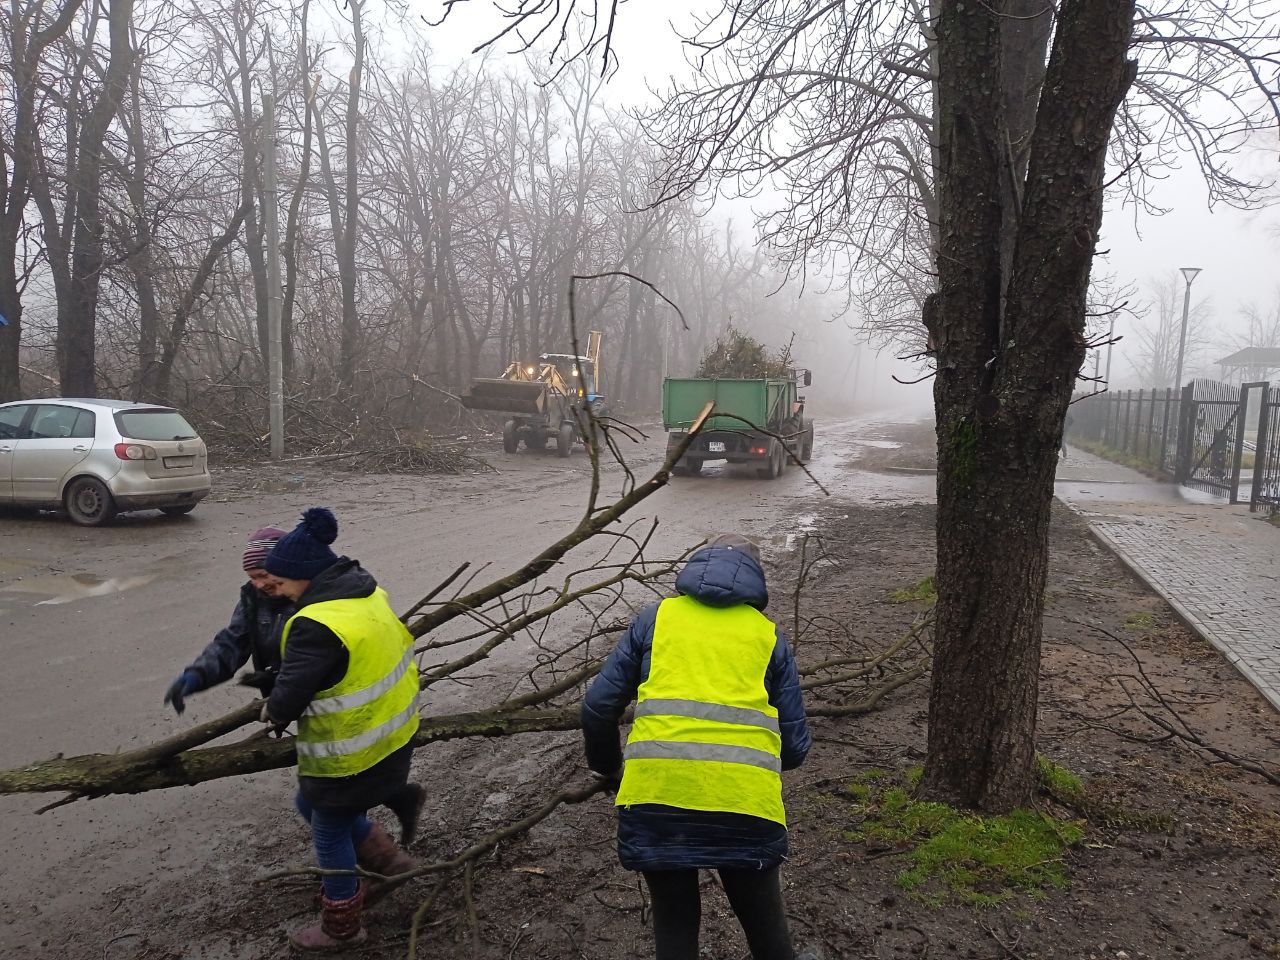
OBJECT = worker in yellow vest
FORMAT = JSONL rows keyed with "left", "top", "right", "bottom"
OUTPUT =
{"left": 259, "top": 507, "right": 424, "bottom": 950}
{"left": 582, "top": 534, "right": 811, "bottom": 960}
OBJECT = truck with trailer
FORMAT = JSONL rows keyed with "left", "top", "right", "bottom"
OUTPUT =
{"left": 662, "top": 371, "right": 814, "bottom": 479}
{"left": 460, "top": 331, "right": 605, "bottom": 457}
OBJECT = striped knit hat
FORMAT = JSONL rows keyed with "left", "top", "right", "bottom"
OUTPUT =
{"left": 243, "top": 526, "right": 286, "bottom": 572}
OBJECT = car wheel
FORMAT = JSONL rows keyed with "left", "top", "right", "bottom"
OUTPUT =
{"left": 161, "top": 504, "right": 197, "bottom": 517}
{"left": 65, "top": 477, "right": 117, "bottom": 526}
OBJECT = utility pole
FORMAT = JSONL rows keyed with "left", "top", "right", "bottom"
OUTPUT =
{"left": 1103, "top": 317, "right": 1115, "bottom": 388}
{"left": 262, "top": 93, "right": 285, "bottom": 460}
{"left": 1173, "top": 266, "right": 1202, "bottom": 391}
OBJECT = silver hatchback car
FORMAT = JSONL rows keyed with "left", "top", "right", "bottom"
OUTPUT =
{"left": 0, "top": 398, "right": 211, "bottom": 525}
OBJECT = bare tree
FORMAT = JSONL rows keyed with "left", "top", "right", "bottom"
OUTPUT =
{"left": 0, "top": 0, "right": 86, "bottom": 400}
{"left": 1130, "top": 272, "right": 1212, "bottom": 388}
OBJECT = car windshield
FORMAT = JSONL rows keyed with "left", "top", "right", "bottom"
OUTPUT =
{"left": 115, "top": 409, "right": 198, "bottom": 441}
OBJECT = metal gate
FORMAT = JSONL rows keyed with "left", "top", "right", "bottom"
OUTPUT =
{"left": 1070, "top": 378, "right": 1280, "bottom": 512}
{"left": 1177, "top": 379, "right": 1244, "bottom": 499}
{"left": 1250, "top": 384, "right": 1280, "bottom": 515}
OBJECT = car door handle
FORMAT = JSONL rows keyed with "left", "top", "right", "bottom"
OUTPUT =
{"left": 73, "top": 445, "right": 90, "bottom": 452}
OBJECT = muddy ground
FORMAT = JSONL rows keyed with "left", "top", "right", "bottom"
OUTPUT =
{"left": 3, "top": 418, "right": 1279, "bottom": 959}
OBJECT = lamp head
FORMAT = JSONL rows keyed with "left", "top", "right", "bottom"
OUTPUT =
{"left": 1180, "top": 267, "right": 1202, "bottom": 285}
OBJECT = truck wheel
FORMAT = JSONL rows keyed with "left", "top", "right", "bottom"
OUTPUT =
{"left": 801, "top": 430, "right": 814, "bottom": 463}
{"left": 757, "top": 445, "right": 782, "bottom": 480}
{"left": 503, "top": 420, "right": 519, "bottom": 454}
{"left": 556, "top": 422, "right": 574, "bottom": 458}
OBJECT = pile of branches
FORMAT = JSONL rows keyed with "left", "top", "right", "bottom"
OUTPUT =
{"left": 187, "top": 382, "right": 492, "bottom": 475}
{"left": 695, "top": 326, "right": 795, "bottom": 379}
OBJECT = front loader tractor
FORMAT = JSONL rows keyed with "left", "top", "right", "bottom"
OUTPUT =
{"left": 460, "top": 330, "right": 605, "bottom": 457}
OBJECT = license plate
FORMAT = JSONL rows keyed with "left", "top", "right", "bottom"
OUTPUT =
{"left": 163, "top": 456, "right": 194, "bottom": 468}
{"left": 708, "top": 441, "right": 725, "bottom": 453}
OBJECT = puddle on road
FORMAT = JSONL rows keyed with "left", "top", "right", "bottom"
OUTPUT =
{"left": 0, "top": 572, "right": 156, "bottom": 605}
{"left": 849, "top": 438, "right": 903, "bottom": 449}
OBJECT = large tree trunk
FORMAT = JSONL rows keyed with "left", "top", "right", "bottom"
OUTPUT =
{"left": 336, "top": 0, "right": 365, "bottom": 394}
{"left": 921, "top": 0, "right": 1136, "bottom": 812}
{"left": 58, "top": 0, "right": 136, "bottom": 396}
{"left": 0, "top": 0, "right": 87, "bottom": 400}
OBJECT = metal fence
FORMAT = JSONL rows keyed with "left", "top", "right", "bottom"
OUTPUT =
{"left": 1069, "top": 379, "right": 1280, "bottom": 514}
{"left": 1067, "top": 385, "right": 1185, "bottom": 477}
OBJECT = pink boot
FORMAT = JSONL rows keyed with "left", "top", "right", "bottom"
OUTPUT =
{"left": 289, "top": 884, "right": 367, "bottom": 950}
{"left": 357, "top": 823, "right": 417, "bottom": 877}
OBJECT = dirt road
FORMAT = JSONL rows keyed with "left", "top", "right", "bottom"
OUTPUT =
{"left": 0, "top": 415, "right": 929, "bottom": 957}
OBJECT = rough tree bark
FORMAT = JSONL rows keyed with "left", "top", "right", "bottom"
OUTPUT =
{"left": 921, "top": 0, "right": 1137, "bottom": 811}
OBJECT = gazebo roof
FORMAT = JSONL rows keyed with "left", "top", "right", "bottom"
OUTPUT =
{"left": 1216, "top": 347, "right": 1280, "bottom": 368}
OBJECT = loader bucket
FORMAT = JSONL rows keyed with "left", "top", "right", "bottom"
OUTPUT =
{"left": 460, "top": 378, "right": 547, "bottom": 415}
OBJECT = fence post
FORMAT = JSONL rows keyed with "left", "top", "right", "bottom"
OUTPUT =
{"left": 1175, "top": 381, "right": 1196, "bottom": 484}
{"left": 1135, "top": 389, "right": 1146, "bottom": 462}
{"left": 1145, "top": 389, "right": 1157, "bottom": 463}
{"left": 1120, "top": 390, "right": 1132, "bottom": 454}
{"left": 1159, "top": 387, "right": 1173, "bottom": 475}
{"left": 1251, "top": 383, "right": 1272, "bottom": 511}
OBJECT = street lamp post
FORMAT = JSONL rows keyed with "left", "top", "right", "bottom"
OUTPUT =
{"left": 1172, "top": 266, "right": 1202, "bottom": 390}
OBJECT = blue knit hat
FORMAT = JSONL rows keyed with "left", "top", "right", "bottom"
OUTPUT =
{"left": 265, "top": 507, "right": 339, "bottom": 580}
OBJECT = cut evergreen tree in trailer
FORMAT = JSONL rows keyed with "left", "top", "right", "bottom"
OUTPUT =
{"left": 461, "top": 330, "right": 606, "bottom": 458}
{"left": 665, "top": 331, "right": 814, "bottom": 479}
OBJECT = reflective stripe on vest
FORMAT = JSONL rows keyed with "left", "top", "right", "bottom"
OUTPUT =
{"left": 616, "top": 594, "right": 786, "bottom": 825}
{"left": 281, "top": 587, "right": 421, "bottom": 778}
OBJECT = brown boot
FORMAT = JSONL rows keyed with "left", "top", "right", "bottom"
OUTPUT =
{"left": 289, "top": 884, "right": 367, "bottom": 950}
{"left": 356, "top": 822, "right": 417, "bottom": 877}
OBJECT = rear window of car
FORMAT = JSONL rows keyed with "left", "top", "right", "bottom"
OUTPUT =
{"left": 115, "top": 409, "right": 199, "bottom": 441}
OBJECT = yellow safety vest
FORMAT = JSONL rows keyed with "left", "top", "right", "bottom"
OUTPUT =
{"left": 281, "top": 588, "right": 421, "bottom": 778}
{"left": 616, "top": 594, "right": 785, "bottom": 825}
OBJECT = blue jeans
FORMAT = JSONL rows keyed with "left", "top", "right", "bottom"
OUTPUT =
{"left": 295, "top": 792, "right": 374, "bottom": 900}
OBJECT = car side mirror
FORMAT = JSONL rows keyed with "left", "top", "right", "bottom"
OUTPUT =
{"left": 802, "top": 370, "right": 812, "bottom": 387}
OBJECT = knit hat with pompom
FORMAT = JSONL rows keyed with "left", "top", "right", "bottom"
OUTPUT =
{"left": 265, "top": 507, "right": 339, "bottom": 580}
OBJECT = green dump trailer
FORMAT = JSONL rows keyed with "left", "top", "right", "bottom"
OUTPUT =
{"left": 662, "top": 373, "right": 814, "bottom": 479}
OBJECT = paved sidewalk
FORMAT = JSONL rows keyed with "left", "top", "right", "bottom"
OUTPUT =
{"left": 1056, "top": 448, "right": 1280, "bottom": 712}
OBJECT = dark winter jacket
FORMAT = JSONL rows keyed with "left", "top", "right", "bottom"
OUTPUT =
{"left": 267, "top": 558, "right": 414, "bottom": 810}
{"left": 581, "top": 545, "right": 811, "bottom": 871}
{"left": 185, "top": 583, "right": 293, "bottom": 692}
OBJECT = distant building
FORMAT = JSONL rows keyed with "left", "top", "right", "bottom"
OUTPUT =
{"left": 1216, "top": 347, "right": 1280, "bottom": 384}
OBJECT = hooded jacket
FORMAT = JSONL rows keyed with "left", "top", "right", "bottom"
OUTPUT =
{"left": 184, "top": 582, "right": 292, "bottom": 692}
{"left": 267, "top": 558, "right": 414, "bottom": 809}
{"left": 581, "top": 544, "right": 811, "bottom": 871}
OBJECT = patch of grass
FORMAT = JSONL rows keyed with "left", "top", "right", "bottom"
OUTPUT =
{"left": 1069, "top": 437, "right": 1169, "bottom": 481}
{"left": 1038, "top": 758, "right": 1175, "bottom": 835}
{"left": 1122, "top": 610, "right": 1157, "bottom": 633}
{"left": 842, "top": 769, "right": 1083, "bottom": 907}
{"left": 890, "top": 575, "right": 936, "bottom": 603}
{"left": 1035, "top": 756, "right": 1086, "bottom": 805}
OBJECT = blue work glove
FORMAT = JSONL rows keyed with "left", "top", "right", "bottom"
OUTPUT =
{"left": 163, "top": 670, "right": 203, "bottom": 716}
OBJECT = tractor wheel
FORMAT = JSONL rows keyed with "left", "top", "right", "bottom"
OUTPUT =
{"left": 502, "top": 420, "right": 519, "bottom": 454}
{"left": 556, "top": 422, "right": 574, "bottom": 458}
